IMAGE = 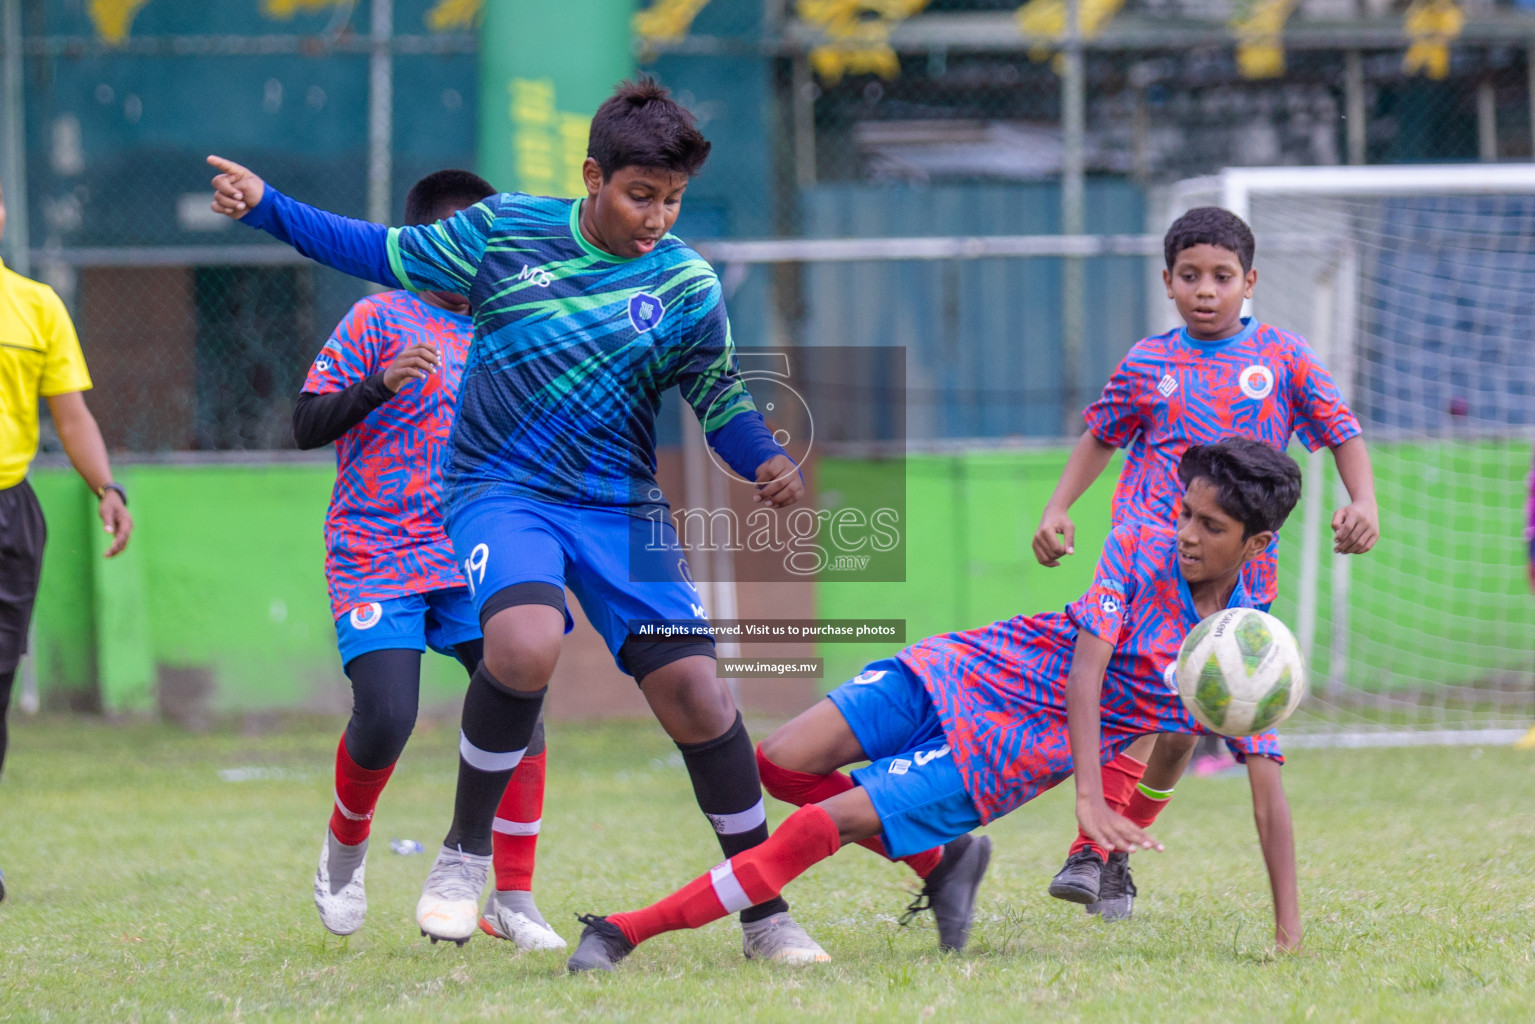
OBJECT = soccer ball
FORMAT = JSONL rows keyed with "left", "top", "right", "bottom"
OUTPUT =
{"left": 1174, "top": 608, "right": 1307, "bottom": 736}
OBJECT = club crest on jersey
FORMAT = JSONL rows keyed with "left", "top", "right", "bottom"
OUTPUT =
{"left": 314, "top": 356, "right": 333, "bottom": 373}
{"left": 853, "top": 669, "right": 888, "bottom": 685}
{"left": 1156, "top": 373, "right": 1178, "bottom": 398}
{"left": 629, "top": 292, "right": 666, "bottom": 333}
{"left": 1238, "top": 364, "right": 1275, "bottom": 400}
{"left": 349, "top": 602, "right": 384, "bottom": 630}
{"left": 1099, "top": 593, "right": 1120, "bottom": 615}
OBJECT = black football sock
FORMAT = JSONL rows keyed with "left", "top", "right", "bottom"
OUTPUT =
{"left": 676, "top": 712, "right": 788, "bottom": 924}
{"left": 442, "top": 664, "right": 545, "bottom": 856}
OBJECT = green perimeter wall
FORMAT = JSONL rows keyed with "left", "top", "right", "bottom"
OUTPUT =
{"left": 30, "top": 463, "right": 470, "bottom": 715}
{"left": 31, "top": 441, "right": 1535, "bottom": 714}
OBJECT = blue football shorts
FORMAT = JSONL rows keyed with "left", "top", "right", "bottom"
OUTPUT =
{"left": 334, "top": 587, "right": 480, "bottom": 668}
{"left": 446, "top": 494, "right": 710, "bottom": 678}
{"left": 827, "top": 657, "right": 983, "bottom": 859}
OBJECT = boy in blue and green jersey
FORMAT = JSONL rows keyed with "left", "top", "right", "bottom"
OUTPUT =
{"left": 206, "top": 79, "right": 826, "bottom": 962}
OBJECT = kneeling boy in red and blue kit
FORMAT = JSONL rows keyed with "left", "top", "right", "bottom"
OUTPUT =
{"left": 567, "top": 437, "right": 1305, "bottom": 970}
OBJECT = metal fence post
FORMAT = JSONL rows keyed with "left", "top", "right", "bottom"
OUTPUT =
{"left": 1345, "top": 49, "right": 1365, "bottom": 166}
{"left": 1060, "top": 0, "right": 1086, "bottom": 436}
{"left": 1, "top": 0, "right": 29, "bottom": 276}
{"left": 367, "top": 0, "right": 393, "bottom": 227}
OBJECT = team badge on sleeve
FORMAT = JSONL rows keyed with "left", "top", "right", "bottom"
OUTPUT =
{"left": 1238, "top": 364, "right": 1275, "bottom": 400}
{"left": 628, "top": 292, "right": 666, "bottom": 333}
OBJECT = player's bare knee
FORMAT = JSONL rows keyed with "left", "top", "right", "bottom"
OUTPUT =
{"left": 758, "top": 726, "right": 821, "bottom": 776}
{"left": 760, "top": 700, "right": 862, "bottom": 776}
{"left": 639, "top": 657, "right": 737, "bottom": 744}
{"left": 480, "top": 608, "right": 563, "bottom": 692}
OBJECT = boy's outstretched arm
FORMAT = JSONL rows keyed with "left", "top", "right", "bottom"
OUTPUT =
{"left": 1033, "top": 430, "right": 1117, "bottom": 567}
{"left": 1328, "top": 435, "right": 1379, "bottom": 555}
{"left": 1065, "top": 629, "right": 1162, "bottom": 853}
{"left": 209, "top": 155, "right": 400, "bottom": 287}
{"left": 1247, "top": 754, "right": 1301, "bottom": 951}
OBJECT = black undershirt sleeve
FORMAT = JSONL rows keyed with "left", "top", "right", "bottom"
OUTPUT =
{"left": 292, "top": 372, "right": 395, "bottom": 449}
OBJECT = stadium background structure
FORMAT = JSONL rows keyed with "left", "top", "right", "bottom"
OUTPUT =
{"left": 3, "top": 0, "right": 1533, "bottom": 739}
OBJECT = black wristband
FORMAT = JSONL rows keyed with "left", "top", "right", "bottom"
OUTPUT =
{"left": 98, "top": 482, "right": 128, "bottom": 507}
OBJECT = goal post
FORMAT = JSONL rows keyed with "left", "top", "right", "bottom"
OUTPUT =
{"left": 1167, "top": 164, "right": 1535, "bottom": 744}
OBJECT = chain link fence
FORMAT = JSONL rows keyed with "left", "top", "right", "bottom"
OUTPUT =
{"left": 4, "top": 0, "right": 1531, "bottom": 454}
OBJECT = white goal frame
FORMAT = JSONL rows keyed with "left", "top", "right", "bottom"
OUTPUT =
{"left": 1170, "top": 164, "right": 1535, "bottom": 746}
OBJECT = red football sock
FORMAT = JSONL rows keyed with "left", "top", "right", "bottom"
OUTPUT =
{"left": 1066, "top": 751, "right": 1146, "bottom": 862}
{"left": 756, "top": 744, "right": 942, "bottom": 878}
{"left": 1123, "top": 783, "right": 1173, "bottom": 830}
{"left": 329, "top": 734, "right": 395, "bottom": 847}
{"left": 491, "top": 749, "right": 546, "bottom": 891}
{"left": 609, "top": 803, "right": 842, "bottom": 947}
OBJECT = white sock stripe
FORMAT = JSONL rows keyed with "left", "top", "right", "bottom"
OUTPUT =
{"left": 491, "top": 816, "right": 542, "bottom": 836}
{"left": 333, "top": 789, "right": 369, "bottom": 822}
{"left": 459, "top": 732, "right": 527, "bottom": 774}
{"left": 706, "top": 798, "right": 766, "bottom": 836}
{"left": 709, "top": 860, "right": 753, "bottom": 914}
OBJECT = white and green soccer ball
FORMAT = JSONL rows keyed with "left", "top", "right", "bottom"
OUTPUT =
{"left": 1174, "top": 608, "right": 1307, "bottom": 737}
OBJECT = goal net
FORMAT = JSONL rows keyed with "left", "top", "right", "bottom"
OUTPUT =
{"left": 1168, "top": 166, "right": 1535, "bottom": 745}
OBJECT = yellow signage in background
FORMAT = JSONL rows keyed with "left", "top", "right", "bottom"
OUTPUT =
{"left": 1403, "top": 0, "right": 1464, "bottom": 80}
{"left": 634, "top": 0, "right": 714, "bottom": 48}
{"left": 798, "top": 0, "right": 930, "bottom": 83}
{"left": 1014, "top": 0, "right": 1124, "bottom": 69}
{"left": 261, "top": 0, "right": 350, "bottom": 19}
{"left": 425, "top": 0, "right": 483, "bottom": 32}
{"left": 1230, "top": 0, "right": 1297, "bottom": 80}
{"left": 510, "top": 78, "right": 591, "bottom": 199}
{"left": 87, "top": 0, "right": 154, "bottom": 45}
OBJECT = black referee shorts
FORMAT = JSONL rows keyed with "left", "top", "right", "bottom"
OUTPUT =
{"left": 0, "top": 480, "right": 46, "bottom": 673}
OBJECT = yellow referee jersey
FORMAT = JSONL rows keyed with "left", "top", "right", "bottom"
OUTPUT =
{"left": 0, "top": 258, "right": 92, "bottom": 489}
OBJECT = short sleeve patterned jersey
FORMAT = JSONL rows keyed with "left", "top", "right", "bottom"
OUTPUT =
{"left": 302, "top": 291, "right": 473, "bottom": 618}
{"left": 899, "top": 521, "right": 1282, "bottom": 824}
{"left": 385, "top": 194, "right": 760, "bottom": 520}
{"left": 1082, "top": 319, "right": 1361, "bottom": 605}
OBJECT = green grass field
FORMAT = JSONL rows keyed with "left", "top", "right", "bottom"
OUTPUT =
{"left": 3, "top": 715, "right": 1534, "bottom": 1023}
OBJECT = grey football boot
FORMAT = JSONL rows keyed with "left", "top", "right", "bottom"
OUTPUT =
{"left": 566, "top": 914, "right": 636, "bottom": 973}
{"left": 1048, "top": 847, "right": 1105, "bottom": 905}
{"left": 898, "top": 833, "right": 993, "bottom": 952}
{"left": 1086, "top": 850, "right": 1136, "bottom": 921}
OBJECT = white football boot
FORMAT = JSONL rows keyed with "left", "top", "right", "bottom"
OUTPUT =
{"left": 416, "top": 845, "right": 492, "bottom": 945}
{"left": 313, "top": 830, "right": 368, "bottom": 936}
{"left": 479, "top": 889, "right": 567, "bottom": 950}
{"left": 741, "top": 911, "right": 832, "bottom": 964}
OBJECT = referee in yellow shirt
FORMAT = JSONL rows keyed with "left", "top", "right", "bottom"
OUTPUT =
{"left": 0, "top": 178, "right": 133, "bottom": 902}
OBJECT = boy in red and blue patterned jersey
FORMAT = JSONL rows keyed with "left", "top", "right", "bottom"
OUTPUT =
{"left": 295, "top": 170, "right": 562, "bottom": 952}
{"left": 564, "top": 439, "right": 1305, "bottom": 971}
{"left": 1031, "top": 207, "right": 1380, "bottom": 913}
